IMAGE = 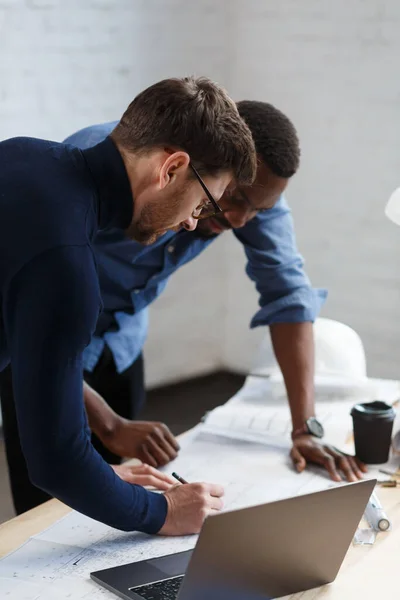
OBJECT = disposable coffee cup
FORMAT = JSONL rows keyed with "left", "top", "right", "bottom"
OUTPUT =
{"left": 351, "top": 401, "right": 396, "bottom": 464}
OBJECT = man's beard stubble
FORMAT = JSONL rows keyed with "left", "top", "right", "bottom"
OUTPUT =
{"left": 125, "top": 203, "right": 174, "bottom": 245}
{"left": 125, "top": 190, "right": 233, "bottom": 244}
{"left": 125, "top": 187, "right": 190, "bottom": 245}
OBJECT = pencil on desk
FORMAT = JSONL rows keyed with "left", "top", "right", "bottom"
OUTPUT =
{"left": 379, "top": 480, "right": 398, "bottom": 488}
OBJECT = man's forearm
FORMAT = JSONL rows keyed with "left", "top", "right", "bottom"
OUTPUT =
{"left": 269, "top": 322, "right": 315, "bottom": 431}
{"left": 83, "top": 381, "right": 119, "bottom": 442}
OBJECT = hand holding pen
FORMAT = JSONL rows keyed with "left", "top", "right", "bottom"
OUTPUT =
{"left": 158, "top": 472, "right": 224, "bottom": 536}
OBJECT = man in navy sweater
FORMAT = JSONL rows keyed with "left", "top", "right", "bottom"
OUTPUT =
{"left": 0, "top": 76, "right": 257, "bottom": 533}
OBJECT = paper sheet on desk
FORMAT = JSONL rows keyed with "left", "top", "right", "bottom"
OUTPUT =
{"left": 3, "top": 375, "right": 399, "bottom": 600}
{"left": 228, "top": 373, "right": 400, "bottom": 406}
{"left": 249, "top": 370, "right": 380, "bottom": 401}
{"left": 0, "top": 573, "right": 113, "bottom": 599}
{"left": 0, "top": 429, "right": 337, "bottom": 600}
{"left": 206, "top": 375, "right": 400, "bottom": 451}
{"left": 0, "top": 524, "right": 196, "bottom": 599}
{"left": 202, "top": 397, "right": 356, "bottom": 450}
{"left": 165, "top": 429, "right": 337, "bottom": 510}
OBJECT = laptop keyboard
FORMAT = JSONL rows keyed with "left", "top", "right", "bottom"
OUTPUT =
{"left": 130, "top": 575, "right": 184, "bottom": 599}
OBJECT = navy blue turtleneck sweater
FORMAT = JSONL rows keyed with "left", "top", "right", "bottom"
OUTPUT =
{"left": 0, "top": 136, "right": 167, "bottom": 532}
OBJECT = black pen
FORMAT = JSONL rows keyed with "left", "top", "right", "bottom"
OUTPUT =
{"left": 172, "top": 472, "right": 189, "bottom": 485}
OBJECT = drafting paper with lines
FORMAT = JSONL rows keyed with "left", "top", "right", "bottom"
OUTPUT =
{"left": 1, "top": 375, "right": 399, "bottom": 599}
{"left": 0, "top": 428, "right": 340, "bottom": 600}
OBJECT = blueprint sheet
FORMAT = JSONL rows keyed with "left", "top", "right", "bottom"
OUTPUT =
{"left": 1, "top": 377, "right": 399, "bottom": 599}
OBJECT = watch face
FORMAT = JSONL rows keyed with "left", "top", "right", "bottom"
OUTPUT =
{"left": 306, "top": 417, "right": 324, "bottom": 438}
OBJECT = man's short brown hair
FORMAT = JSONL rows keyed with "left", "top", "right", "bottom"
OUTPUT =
{"left": 111, "top": 76, "right": 256, "bottom": 185}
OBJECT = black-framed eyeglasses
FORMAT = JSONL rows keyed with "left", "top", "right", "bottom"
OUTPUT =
{"left": 190, "top": 163, "right": 223, "bottom": 220}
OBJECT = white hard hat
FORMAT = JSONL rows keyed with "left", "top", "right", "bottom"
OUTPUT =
{"left": 313, "top": 318, "right": 367, "bottom": 379}
{"left": 252, "top": 318, "right": 372, "bottom": 398}
{"left": 385, "top": 187, "right": 400, "bottom": 226}
{"left": 253, "top": 317, "right": 367, "bottom": 379}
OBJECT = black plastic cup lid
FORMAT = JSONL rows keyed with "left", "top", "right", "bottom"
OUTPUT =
{"left": 351, "top": 400, "right": 396, "bottom": 419}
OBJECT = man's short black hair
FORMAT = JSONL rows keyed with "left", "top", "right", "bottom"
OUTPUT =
{"left": 237, "top": 100, "right": 300, "bottom": 178}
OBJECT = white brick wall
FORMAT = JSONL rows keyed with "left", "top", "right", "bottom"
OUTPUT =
{"left": 226, "top": 0, "right": 400, "bottom": 379}
{"left": 1, "top": 1, "right": 400, "bottom": 385}
{"left": 0, "top": 0, "right": 233, "bottom": 387}
{"left": 0, "top": 0, "right": 231, "bottom": 141}
{"left": 0, "top": 0, "right": 142, "bottom": 139}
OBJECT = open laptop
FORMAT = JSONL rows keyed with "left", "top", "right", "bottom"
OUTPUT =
{"left": 91, "top": 479, "right": 375, "bottom": 600}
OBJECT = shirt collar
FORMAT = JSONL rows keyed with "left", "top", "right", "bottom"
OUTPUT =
{"left": 81, "top": 136, "right": 133, "bottom": 230}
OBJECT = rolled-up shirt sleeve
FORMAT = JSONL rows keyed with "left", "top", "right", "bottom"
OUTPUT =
{"left": 3, "top": 244, "right": 167, "bottom": 532}
{"left": 233, "top": 195, "right": 327, "bottom": 328}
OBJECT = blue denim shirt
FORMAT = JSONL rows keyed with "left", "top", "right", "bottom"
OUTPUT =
{"left": 64, "top": 123, "right": 327, "bottom": 374}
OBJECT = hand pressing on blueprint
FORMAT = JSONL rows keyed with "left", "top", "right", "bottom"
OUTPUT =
{"left": 269, "top": 322, "right": 368, "bottom": 484}
{"left": 111, "top": 463, "right": 176, "bottom": 491}
{"left": 290, "top": 435, "right": 368, "bottom": 482}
